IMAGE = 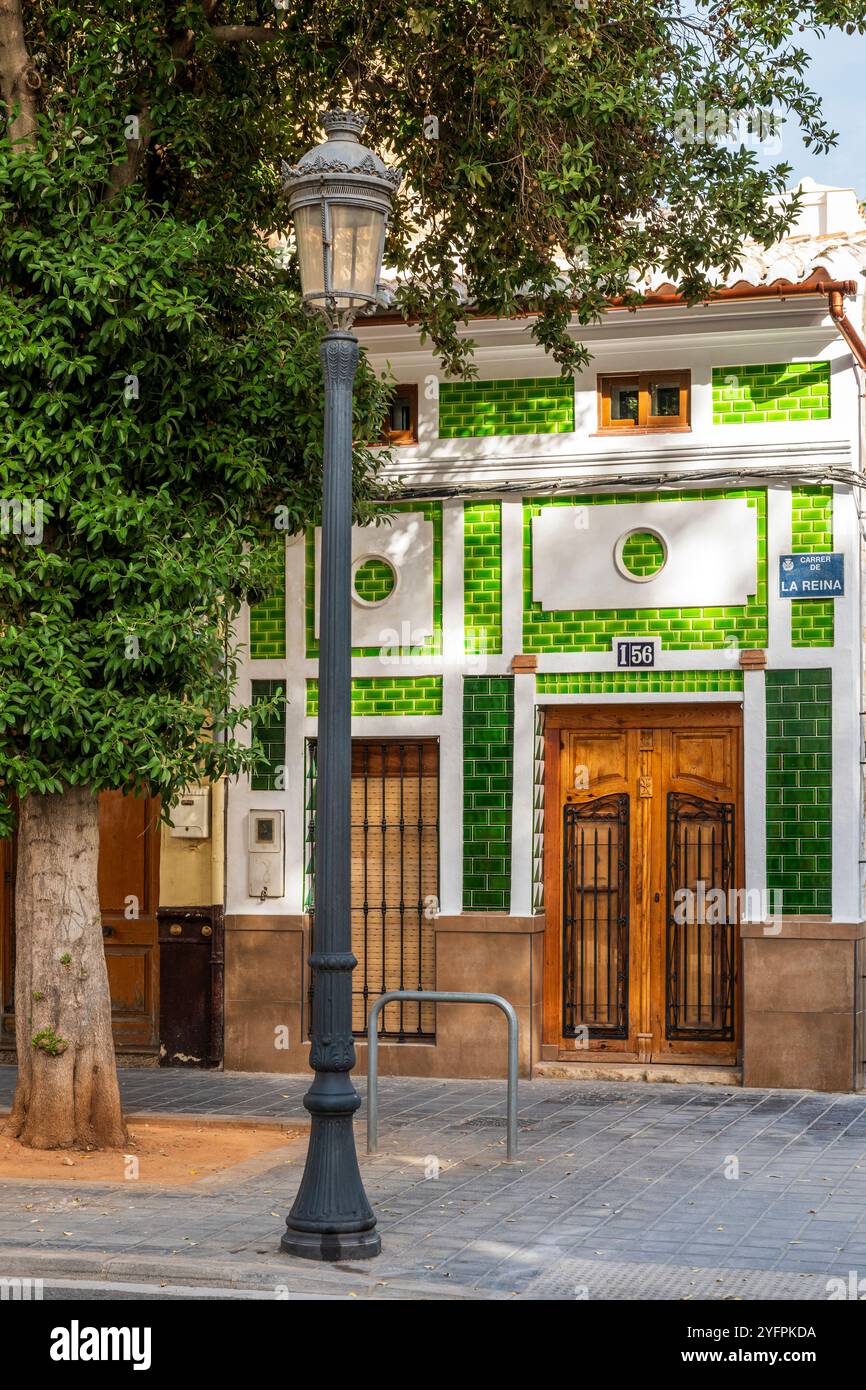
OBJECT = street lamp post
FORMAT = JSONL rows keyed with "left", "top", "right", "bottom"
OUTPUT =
{"left": 280, "top": 110, "right": 400, "bottom": 1262}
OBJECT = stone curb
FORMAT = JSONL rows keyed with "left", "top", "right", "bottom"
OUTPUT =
{"left": 0, "top": 1247, "right": 489, "bottom": 1300}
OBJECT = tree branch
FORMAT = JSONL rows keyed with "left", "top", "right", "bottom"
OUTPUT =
{"left": 209, "top": 26, "right": 283, "bottom": 43}
{"left": 105, "top": 0, "right": 222, "bottom": 198}
{"left": 0, "top": 0, "right": 38, "bottom": 149}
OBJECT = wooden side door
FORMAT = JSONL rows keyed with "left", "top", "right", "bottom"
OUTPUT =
{"left": 0, "top": 792, "right": 161, "bottom": 1051}
{"left": 0, "top": 828, "right": 14, "bottom": 1045}
{"left": 97, "top": 792, "right": 161, "bottom": 1050}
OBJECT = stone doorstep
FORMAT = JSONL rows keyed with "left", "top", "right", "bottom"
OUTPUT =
{"left": 532, "top": 1062, "right": 742, "bottom": 1086}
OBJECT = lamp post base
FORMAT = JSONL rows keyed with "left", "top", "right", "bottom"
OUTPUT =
{"left": 280, "top": 1228, "right": 382, "bottom": 1262}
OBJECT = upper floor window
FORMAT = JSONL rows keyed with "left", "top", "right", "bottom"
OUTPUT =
{"left": 381, "top": 383, "right": 419, "bottom": 445}
{"left": 598, "top": 371, "right": 690, "bottom": 434}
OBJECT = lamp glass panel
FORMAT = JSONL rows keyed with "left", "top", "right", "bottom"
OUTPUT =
{"left": 328, "top": 202, "right": 384, "bottom": 303}
{"left": 293, "top": 204, "right": 326, "bottom": 299}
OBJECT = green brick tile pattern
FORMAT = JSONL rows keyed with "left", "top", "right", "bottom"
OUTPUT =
{"left": 306, "top": 501, "right": 442, "bottom": 658}
{"left": 305, "top": 676, "right": 443, "bottom": 717}
{"left": 249, "top": 546, "right": 286, "bottom": 660}
{"left": 464, "top": 500, "right": 503, "bottom": 655}
{"left": 712, "top": 361, "right": 830, "bottom": 425}
{"left": 439, "top": 376, "right": 574, "bottom": 438}
{"left": 791, "top": 486, "right": 834, "bottom": 648}
{"left": 524, "top": 490, "right": 767, "bottom": 653}
{"left": 620, "top": 530, "right": 666, "bottom": 577}
{"left": 250, "top": 679, "right": 286, "bottom": 790}
{"left": 353, "top": 556, "right": 396, "bottom": 604}
{"left": 765, "top": 669, "right": 832, "bottom": 914}
{"left": 463, "top": 676, "right": 514, "bottom": 910}
{"left": 536, "top": 670, "right": 744, "bottom": 696}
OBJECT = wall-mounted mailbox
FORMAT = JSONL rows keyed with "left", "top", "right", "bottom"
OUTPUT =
{"left": 248, "top": 809, "right": 285, "bottom": 900}
{"left": 169, "top": 786, "right": 210, "bottom": 839}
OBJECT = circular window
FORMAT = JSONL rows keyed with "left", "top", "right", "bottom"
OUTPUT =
{"left": 352, "top": 555, "right": 398, "bottom": 607}
{"left": 614, "top": 528, "right": 668, "bottom": 583}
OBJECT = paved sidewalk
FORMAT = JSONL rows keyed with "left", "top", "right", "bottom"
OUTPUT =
{"left": 2, "top": 1067, "right": 866, "bottom": 1299}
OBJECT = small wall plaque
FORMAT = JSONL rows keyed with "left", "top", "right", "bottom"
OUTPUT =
{"left": 614, "top": 638, "right": 657, "bottom": 668}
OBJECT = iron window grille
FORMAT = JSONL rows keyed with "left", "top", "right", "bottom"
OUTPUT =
{"left": 666, "top": 792, "right": 736, "bottom": 1042}
{"left": 306, "top": 738, "right": 439, "bottom": 1040}
{"left": 562, "top": 794, "right": 630, "bottom": 1039}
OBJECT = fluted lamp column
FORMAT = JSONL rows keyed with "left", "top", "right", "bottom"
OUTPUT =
{"left": 280, "top": 110, "right": 401, "bottom": 1261}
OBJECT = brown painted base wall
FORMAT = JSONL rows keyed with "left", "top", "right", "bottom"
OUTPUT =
{"left": 224, "top": 912, "right": 866, "bottom": 1091}
{"left": 741, "top": 918, "right": 866, "bottom": 1092}
{"left": 224, "top": 913, "right": 544, "bottom": 1079}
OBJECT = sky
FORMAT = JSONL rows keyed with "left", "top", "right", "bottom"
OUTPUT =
{"left": 763, "top": 27, "right": 866, "bottom": 195}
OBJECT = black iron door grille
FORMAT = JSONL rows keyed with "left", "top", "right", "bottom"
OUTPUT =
{"left": 306, "top": 739, "right": 439, "bottom": 1041}
{"left": 562, "top": 794, "right": 629, "bottom": 1039}
{"left": 666, "top": 792, "right": 736, "bottom": 1042}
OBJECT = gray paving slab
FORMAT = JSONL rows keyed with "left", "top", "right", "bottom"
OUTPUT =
{"left": 2, "top": 1065, "right": 866, "bottom": 1298}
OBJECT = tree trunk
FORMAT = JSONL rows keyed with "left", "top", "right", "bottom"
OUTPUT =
{"left": 3, "top": 789, "right": 127, "bottom": 1149}
{"left": 0, "top": 0, "right": 39, "bottom": 149}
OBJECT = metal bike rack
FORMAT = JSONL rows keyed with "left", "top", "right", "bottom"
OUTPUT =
{"left": 366, "top": 990, "right": 519, "bottom": 1159}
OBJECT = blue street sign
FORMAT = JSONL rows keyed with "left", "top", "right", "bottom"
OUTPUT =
{"left": 778, "top": 553, "right": 844, "bottom": 598}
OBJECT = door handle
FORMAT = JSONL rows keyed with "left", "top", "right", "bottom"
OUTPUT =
{"left": 102, "top": 925, "right": 114, "bottom": 938}
{"left": 654, "top": 892, "right": 661, "bottom": 903}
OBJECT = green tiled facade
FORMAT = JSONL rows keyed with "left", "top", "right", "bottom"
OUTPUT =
{"left": 439, "top": 376, "right": 574, "bottom": 438}
{"left": 463, "top": 501, "right": 503, "bottom": 654}
{"left": 463, "top": 676, "right": 514, "bottom": 910}
{"left": 766, "top": 669, "right": 832, "bottom": 913}
{"left": 353, "top": 556, "right": 396, "bottom": 604}
{"left": 524, "top": 491, "right": 767, "bottom": 652}
{"left": 305, "top": 501, "right": 442, "bottom": 658}
{"left": 305, "top": 676, "right": 443, "bottom": 717}
{"left": 791, "top": 486, "right": 834, "bottom": 648}
{"left": 536, "top": 670, "right": 744, "bottom": 696}
{"left": 249, "top": 545, "right": 286, "bottom": 660}
{"left": 712, "top": 361, "right": 830, "bottom": 424}
{"left": 250, "top": 679, "right": 286, "bottom": 790}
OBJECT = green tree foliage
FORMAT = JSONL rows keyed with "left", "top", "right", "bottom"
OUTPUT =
{"left": 1, "top": 0, "right": 864, "bottom": 820}
{"left": 0, "top": 3, "right": 392, "bottom": 824}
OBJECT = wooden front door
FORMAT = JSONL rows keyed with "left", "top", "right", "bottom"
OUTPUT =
{"left": 98, "top": 791, "right": 161, "bottom": 1050}
{"left": 544, "top": 704, "right": 743, "bottom": 1065}
{"left": 0, "top": 792, "right": 160, "bottom": 1052}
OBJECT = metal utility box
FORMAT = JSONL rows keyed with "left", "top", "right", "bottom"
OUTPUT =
{"left": 169, "top": 787, "right": 210, "bottom": 839}
{"left": 248, "top": 809, "right": 285, "bottom": 899}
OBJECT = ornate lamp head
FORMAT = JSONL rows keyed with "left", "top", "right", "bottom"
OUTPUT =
{"left": 282, "top": 110, "right": 402, "bottom": 328}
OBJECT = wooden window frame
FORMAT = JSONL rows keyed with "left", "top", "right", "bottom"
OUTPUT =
{"left": 597, "top": 370, "right": 691, "bottom": 435}
{"left": 380, "top": 383, "right": 419, "bottom": 446}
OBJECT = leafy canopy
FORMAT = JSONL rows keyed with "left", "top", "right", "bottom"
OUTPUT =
{"left": 1, "top": 0, "right": 862, "bottom": 827}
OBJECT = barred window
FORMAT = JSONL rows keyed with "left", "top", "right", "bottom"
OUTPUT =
{"left": 306, "top": 739, "right": 439, "bottom": 1039}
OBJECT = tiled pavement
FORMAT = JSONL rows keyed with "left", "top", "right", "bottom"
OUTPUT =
{"left": 2, "top": 1067, "right": 866, "bottom": 1299}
